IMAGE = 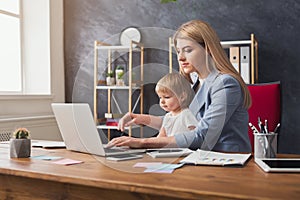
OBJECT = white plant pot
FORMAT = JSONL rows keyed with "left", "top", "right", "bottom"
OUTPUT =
{"left": 106, "top": 77, "right": 115, "bottom": 86}
{"left": 116, "top": 79, "right": 125, "bottom": 86}
{"left": 115, "top": 69, "right": 124, "bottom": 86}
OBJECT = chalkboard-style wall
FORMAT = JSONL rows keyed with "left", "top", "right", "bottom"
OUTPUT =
{"left": 64, "top": 0, "right": 300, "bottom": 154}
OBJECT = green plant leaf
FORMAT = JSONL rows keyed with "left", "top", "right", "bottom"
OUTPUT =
{"left": 116, "top": 65, "right": 124, "bottom": 70}
{"left": 106, "top": 70, "right": 114, "bottom": 77}
{"left": 117, "top": 71, "right": 124, "bottom": 79}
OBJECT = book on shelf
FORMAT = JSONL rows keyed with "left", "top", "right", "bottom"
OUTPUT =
{"left": 104, "top": 113, "right": 124, "bottom": 119}
{"left": 179, "top": 149, "right": 251, "bottom": 166}
{"left": 106, "top": 118, "right": 119, "bottom": 126}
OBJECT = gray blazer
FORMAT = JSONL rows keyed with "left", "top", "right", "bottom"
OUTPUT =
{"left": 175, "top": 70, "right": 252, "bottom": 153}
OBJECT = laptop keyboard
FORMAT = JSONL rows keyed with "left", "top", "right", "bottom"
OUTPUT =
{"left": 104, "top": 148, "right": 125, "bottom": 153}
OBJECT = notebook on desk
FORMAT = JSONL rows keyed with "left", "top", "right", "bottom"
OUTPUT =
{"left": 51, "top": 103, "right": 146, "bottom": 156}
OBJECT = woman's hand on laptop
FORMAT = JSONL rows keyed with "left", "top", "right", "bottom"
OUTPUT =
{"left": 107, "top": 136, "right": 144, "bottom": 149}
{"left": 107, "top": 136, "right": 178, "bottom": 149}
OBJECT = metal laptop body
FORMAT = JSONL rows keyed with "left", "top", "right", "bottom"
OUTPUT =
{"left": 51, "top": 103, "right": 145, "bottom": 156}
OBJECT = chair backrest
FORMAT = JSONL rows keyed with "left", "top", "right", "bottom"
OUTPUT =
{"left": 247, "top": 82, "right": 281, "bottom": 151}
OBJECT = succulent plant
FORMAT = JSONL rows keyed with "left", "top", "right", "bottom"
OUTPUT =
{"left": 116, "top": 71, "right": 125, "bottom": 79}
{"left": 13, "top": 128, "right": 30, "bottom": 139}
{"left": 106, "top": 70, "right": 114, "bottom": 77}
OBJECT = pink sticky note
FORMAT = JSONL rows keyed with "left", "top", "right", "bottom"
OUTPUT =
{"left": 52, "top": 158, "right": 83, "bottom": 165}
{"left": 144, "top": 168, "right": 174, "bottom": 174}
{"left": 133, "top": 162, "right": 163, "bottom": 168}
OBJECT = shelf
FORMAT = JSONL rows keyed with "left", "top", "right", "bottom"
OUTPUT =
{"left": 169, "top": 39, "right": 252, "bottom": 48}
{"left": 220, "top": 40, "right": 252, "bottom": 48}
{"left": 97, "top": 125, "right": 120, "bottom": 129}
{"left": 96, "top": 45, "right": 141, "bottom": 52}
{"left": 96, "top": 85, "right": 141, "bottom": 90}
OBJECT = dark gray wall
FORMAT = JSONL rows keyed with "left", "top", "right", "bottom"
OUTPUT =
{"left": 64, "top": 0, "right": 300, "bottom": 154}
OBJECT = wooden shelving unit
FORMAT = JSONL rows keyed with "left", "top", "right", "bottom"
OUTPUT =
{"left": 94, "top": 40, "right": 144, "bottom": 140}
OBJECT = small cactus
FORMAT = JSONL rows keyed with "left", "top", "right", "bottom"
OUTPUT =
{"left": 13, "top": 128, "right": 30, "bottom": 139}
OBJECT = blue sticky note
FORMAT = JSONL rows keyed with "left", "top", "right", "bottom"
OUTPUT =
{"left": 147, "top": 163, "right": 184, "bottom": 170}
{"left": 31, "top": 155, "right": 62, "bottom": 161}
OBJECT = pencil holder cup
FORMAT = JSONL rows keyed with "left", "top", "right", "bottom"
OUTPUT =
{"left": 254, "top": 133, "right": 277, "bottom": 159}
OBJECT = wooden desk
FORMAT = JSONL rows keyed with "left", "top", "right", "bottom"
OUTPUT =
{"left": 1, "top": 144, "right": 300, "bottom": 200}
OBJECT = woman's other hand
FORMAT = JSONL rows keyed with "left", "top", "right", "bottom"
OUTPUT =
{"left": 118, "top": 112, "right": 153, "bottom": 132}
{"left": 117, "top": 112, "right": 140, "bottom": 132}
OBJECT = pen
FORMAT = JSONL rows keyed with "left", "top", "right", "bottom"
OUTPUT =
{"left": 248, "top": 122, "right": 259, "bottom": 134}
{"left": 257, "top": 117, "right": 262, "bottom": 132}
{"left": 273, "top": 123, "right": 281, "bottom": 133}
{"left": 264, "top": 119, "right": 268, "bottom": 133}
{"left": 259, "top": 120, "right": 265, "bottom": 133}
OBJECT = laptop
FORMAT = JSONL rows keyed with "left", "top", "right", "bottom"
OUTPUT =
{"left": 255, "top": 158, "right": 300, "bottom": 172}
{"left": 51, "top": 103, "right": 146, "bottom": 156}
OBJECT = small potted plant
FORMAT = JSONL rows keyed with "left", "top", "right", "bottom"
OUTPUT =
{"left": 106, "top": 70, "right": 115, "bottom": 86}
{"left": 10, "top": 127, "right": 31, "bottom": 158}
{"left": 115, "top": 65, "right": 125, "bottom": 86}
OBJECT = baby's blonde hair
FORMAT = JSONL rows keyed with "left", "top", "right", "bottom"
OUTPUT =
{"left": 155, "top": 73, "right": 195, "bottom": 109}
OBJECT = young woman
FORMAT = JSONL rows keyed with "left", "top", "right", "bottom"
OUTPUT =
{"left": 108, "top": 20, "right": 252, "bottom": 153}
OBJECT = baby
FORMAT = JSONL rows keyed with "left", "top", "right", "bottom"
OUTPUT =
{"left": 155, "top": 73, "right": 198, "bottom": 137}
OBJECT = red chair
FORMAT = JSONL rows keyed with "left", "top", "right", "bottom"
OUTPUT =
{"left": 247, "top": 82, "right": 281, "bottom": 151}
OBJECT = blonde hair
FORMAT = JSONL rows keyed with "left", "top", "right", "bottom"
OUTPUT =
{"left": 173, "top": 20, "right": 251, "bottom": 109}
{"left": 155, "top": 73, "right": 195, "bottom": 109}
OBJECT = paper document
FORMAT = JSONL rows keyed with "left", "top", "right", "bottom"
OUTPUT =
{"left": 180, "top": 149, "right": 251, "bottom": 166}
